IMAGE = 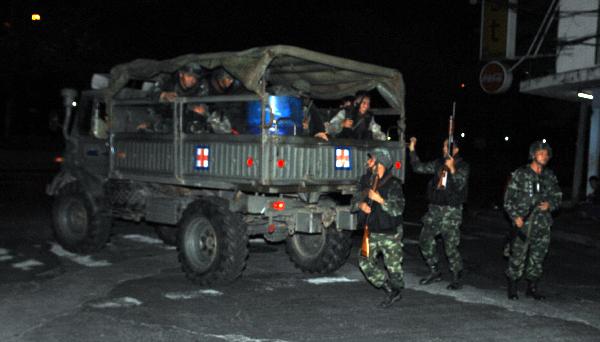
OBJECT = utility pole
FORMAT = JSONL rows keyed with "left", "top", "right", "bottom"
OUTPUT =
{"left": 572, "top": 102, "right": 588, "bottom": 204}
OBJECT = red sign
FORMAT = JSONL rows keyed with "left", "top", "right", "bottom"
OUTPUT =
{"left": 479, "top": 61, "right": 513, "bottom": 94}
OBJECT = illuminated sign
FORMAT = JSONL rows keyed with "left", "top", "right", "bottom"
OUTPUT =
{"left": 480, "top": 61, "right": 513, "bottom": 94}
{"left": 480, "top": 0, "right": 517, "bottom": 60}
{"left": 335, "top": 147, "right": 352, "bottom": 170}
{"left": 195, "top": 146, "right": 210, "bottom": 170}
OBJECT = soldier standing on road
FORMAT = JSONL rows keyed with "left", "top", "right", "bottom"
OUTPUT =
{"left": 353, "top": 148, "right": 405, "bottom": 308}
{"left": 504, "top": 141, "right": 562, "bottom": 300}
{"left": 408, "top": 137, "right": 469, "bottom": 290}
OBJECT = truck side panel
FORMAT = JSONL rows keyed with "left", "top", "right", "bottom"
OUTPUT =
{"left": 111, "top": 134, "right": 175, "bottom": 180}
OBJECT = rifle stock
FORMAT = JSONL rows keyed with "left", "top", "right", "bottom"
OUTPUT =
{"left": 360, "top": 173, "right": 380, "bottom": 258}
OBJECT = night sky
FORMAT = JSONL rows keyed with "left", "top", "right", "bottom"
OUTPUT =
{"left": 1, "top": 1, "right": 580, "bottom": 206}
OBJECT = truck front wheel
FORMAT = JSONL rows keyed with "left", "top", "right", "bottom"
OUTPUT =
{"left": 286, "top": 225, "right": 352, "bottom": 274}
{"left": 52, "top": 183, "right": 111, "bottom": 253}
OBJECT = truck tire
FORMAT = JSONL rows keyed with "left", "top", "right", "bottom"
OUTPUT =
{"left": 155, "top": 225, "right": 178, "bottom": 246}
{"left": 178, "top": 200, "right": 248, "bottom": 285}
{"left": 286, "top": 225, "right": 352, "bottom": 274}
{"left": 53, "top": 183, "right": 111, "bottom": 253}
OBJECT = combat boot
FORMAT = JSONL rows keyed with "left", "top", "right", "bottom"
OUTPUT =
{"left": 525, "top": 280, "right": 546, "bottom": 300}
{"left": 447, "top": 271, "right": 463, "bottom": 290}
{"left": 507, "top": 278, "right": 519, "bottom": 300}
{"left": 419, "top": 265, "right": 442, "bottom": 285}
{"left": 380, "top": 281, "right": 402, "bottom": 308}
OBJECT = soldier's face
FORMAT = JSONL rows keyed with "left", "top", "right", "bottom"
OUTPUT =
{"left": 218, "top": 76, "right": 234, "bottom": 90}
{"left": 533, "top": 149, "right": 549, "bottom": 166}
{"left": 180, "top": 72, "right": 198, "bottom": 89}
{"left": 358, "top": 97, "right": 370, "bottom": 115}
{"left": 367, "top": 157, "right": 376, "bottom": 170}
{"left": 442, "top": 140, "right": 459, "bottom": 157}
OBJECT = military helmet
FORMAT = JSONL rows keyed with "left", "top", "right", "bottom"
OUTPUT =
{"left": 214, "top": 68, "right": 233, "bottom": 81}
{"left": 179, "top": 63, "right": 203, "bottom": 78}
{"left": 368, "top": 147, "right": 393, "bottom": 169}
{"left": 529, "top": 141, "right": 552, "bottom": 160}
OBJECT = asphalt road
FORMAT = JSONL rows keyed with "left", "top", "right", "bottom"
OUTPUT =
{"left": 1, "top": 171, "right": 599, "bottom": 341}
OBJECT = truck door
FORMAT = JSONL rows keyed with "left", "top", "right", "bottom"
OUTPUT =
{"left": 75, "top": 93, "right": 109, "bottom": 177}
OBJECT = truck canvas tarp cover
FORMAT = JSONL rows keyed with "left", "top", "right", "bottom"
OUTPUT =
{"left": 108, "top": 45, "right": 405, "bottom": 130}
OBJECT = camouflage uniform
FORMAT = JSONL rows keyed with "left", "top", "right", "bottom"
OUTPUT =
{"left": 504, "top": 165, "right": 562, "bottom": 281}
{"left": 409, "top": 151, "right": 469, "bottom": 278}
{"left": 359, "top": 231, "right": 404, "bottom": 288}
{"left": 419, "top": 204, "right": 463, "bottom": 273}
{"left": 353, "top": 165, "right": 405, "bottom": 291}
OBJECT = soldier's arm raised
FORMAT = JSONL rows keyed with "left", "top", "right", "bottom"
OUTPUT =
{"left": 409, "top": 151, "right": 437, "bottom": 174}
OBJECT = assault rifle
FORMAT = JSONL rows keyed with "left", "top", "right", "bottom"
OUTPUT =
{"left": 447, "top": 101, "right": 456, "bottom": 158}
{"left": 360, "top": 172, "right": 380, "bottom": 257}
{"left": 437, "top": 102, "right": 456, "bottom": 189}
{"left": 514, "top": 202, "right": 542, "bottom": 242}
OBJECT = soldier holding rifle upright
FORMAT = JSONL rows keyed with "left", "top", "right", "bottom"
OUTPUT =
{"left": 504, "top": 141, "right": 562, "bottom": 300}
{"left": 408, "top": 136, "right": 469, "bottom": 290}
{"left": 353, "top": 148, "right": 405, "bottom": 308}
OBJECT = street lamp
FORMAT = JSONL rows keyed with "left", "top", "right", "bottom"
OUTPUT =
{"left": 31, "top": 13, "right": 41, "bottom": 21}
{"left": 504, "top": 136, "right": 510, "bottom": 141}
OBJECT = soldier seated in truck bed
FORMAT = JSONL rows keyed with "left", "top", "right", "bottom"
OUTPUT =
{"left": 315, "top": 92, "right": 386, "bottom": 141}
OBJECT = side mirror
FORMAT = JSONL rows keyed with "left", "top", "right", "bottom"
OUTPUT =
{"left": 60, "top": 88, "right": 78, "bottom": 140}
{"left": 61, "top": 88, "right": 78, "bottom": 107}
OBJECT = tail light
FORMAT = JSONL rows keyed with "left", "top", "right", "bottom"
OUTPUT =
{"left": 272, "top": 201, "right": 286, "bottom": 211}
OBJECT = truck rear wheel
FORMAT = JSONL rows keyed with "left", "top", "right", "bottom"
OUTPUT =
{"left": 52, "top": 183, "right": 111, "bottom": 253}
{"left": 178, "top": 200, "right": 248, "bottom": 285}
{"left": 286, "top": 225, "right": 352, "bottom": 274}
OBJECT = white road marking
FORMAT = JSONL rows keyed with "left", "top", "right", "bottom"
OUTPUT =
{"left": 121, "top": 234, "right": 177, "bottom": 250}
{"left": 0, "top": 248, "right": 9, "bottom": 255}
{"left": 249, "top": 238, "right": 265, "bottom": 244}
{"left": 305, "top": 276, "right": 360, "bottom": 285}
{"left": 121, "top": 234, "right": 164, "bottom": 244}
{"left": 0, "top": 255, "right": 14, "bottom": 262}
{"left": 208, "top": 334, "right": 289, "bottom": 342}
{"left": 89, "top": 296, "right": 143, "bottom": 309}
{"left": 396, "top": 267, "right": 600, "bottom": 331}
{"left": 50, "top": 243, "right": 111, "bottom": 267}
{"left": 164, "top": 289, "right": 223, "bottom": 300}
{"left": 12, "top": 259, "right": 44, "bottom": 271}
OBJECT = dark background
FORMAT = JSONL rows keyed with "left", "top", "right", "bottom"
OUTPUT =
{"left": 0, "top": 0, "right": 581, "bottom": 211}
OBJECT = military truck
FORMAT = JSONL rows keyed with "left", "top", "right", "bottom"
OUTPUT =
{"left": 47, "top": 45, "right": 406, "bottom": 285}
